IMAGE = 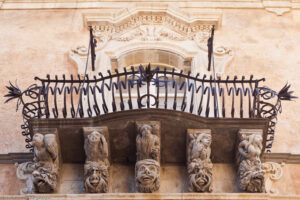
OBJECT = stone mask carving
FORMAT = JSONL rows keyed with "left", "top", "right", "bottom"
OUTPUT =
{"left": 32, "top": 133, "right": 59, "bottom": 193}
{"left": 135, "top": 159, "right": 160, "bottom": 193}
{"left": 237, "top": 132, "right": 265, "bottom": 193}
{"left": 187, "top": 132, "right": 213, "bottom": 192}
{"left": 84, "top": 130, "right": 110, "bottom": 193}
{"left": 84, "top": 161, "right": 109, "bottom": 193}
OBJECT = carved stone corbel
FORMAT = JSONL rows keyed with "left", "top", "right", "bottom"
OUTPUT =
{"left": 31, "top": 128, "right": 61, "bottom": 193}
{"left": 236, "top": 129, "right": 265, "bottom": 193}
{"left": 135, "top": 121, "right": 161, "bottom": 193}
{"left": 186, "top": 129, "right": 213, "bottom": 192}
{"left": 83, "top": 127, "right": 110, "bottom": 193}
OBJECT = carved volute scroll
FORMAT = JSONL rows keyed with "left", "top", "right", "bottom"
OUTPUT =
{"left": 236, "top": 129, "right": 266, "bottom": 193}
{"left": 135, "top": 121, "right": 161, "bottom": 193}
{"left": 32, "top": 132, "right": 60, "bottom": 193}
{"left": 186, "top": 129, "right": 213, "bottom": 192}
{"left": 15, "top": 161, "right": 35, "bottom": 194}
{"left": 83, "top": 127, "right": 110, "bottom": 193}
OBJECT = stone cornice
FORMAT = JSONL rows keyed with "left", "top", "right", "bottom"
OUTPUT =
{"left": 1, "top": 193, "right": 300, "bottom": 200}
{"left": 1, "top": 152, "right": 300, "bottom": 164}
{"left": 0, "top": 0, "right": 299, "bottom": 16}
{"left": 0, "top": 152, "right": 33, "bottom": 164}
{"left": 262, "top": 153, "right": 300, "bottom": 164}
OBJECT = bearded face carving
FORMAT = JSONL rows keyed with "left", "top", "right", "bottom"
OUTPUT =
{"left": 236, "top": 130, "right": 265, "bottom": 193}
{"left": 84, "top": 161, "right": 109, "bottom": 193}
{"left": 135, "top": 159, "right": 160, "bottom": 193}
{"left": 187, "top": 130, "right": 213, "bottom": 192}
{"left": 84, "top": 128, "right": 110, "bottom": 193}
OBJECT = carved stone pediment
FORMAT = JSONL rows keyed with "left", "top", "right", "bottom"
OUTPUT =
{"left": 83, "top": 5, "right": 221, "bottom": 49}
{"left": 71, "top": 6, "right": 232, "bottom": 75}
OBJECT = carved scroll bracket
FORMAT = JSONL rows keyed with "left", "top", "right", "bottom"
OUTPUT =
{"left": 135, "top": 121, "right": 161, "bottom": 193}
{"left": 186, "top": 129, "right": 213, "bottom": 193}
{"left": 262, "top": 162, "right": 285, "bottom": 194}
{"left": 236, "top": 129, "right": 266, "bottom": 193}
{"left": 83, "top": 126, "right": 110, "bottom": 193}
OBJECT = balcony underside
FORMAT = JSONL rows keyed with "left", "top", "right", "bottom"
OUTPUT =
{"left": 29, "top": 108, "right": 269, "bottom": 164}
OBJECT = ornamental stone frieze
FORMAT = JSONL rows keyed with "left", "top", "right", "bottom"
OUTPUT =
{"left": 186, "top": 129, "right": 213, "bottom": 192}
{"left": 83, "top": 127, "right": 110, "bottom": 193}
{"left": 70, "top": 6, "right": 233, "bottom": 76}
{"left": 135, "top": 121, "right": 161, "bottom": 193}
{"left": 236, "top": 129, "right": 266, "bottom": 193}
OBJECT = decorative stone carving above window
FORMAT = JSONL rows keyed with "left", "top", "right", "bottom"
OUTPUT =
{"left": 70, "top": 5, "right": 233, "bottom": 76}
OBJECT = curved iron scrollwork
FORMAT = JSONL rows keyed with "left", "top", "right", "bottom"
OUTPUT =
{"left": 5, "top": 82, "right": 44, "bottom": 150}
{"left": 4, "top": 64, "right": 295, "bottom": 152}
{"left": 256, "top": 84, "right": 297, "bottom": 152}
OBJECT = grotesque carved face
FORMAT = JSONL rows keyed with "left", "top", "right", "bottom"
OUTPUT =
{"left": 188, "top": 160, "right": 212, "bottom": 192}
{"left": 33, "top": 133, "right": 44, "bottom": 147}
{"left": 88, "top": 131, "right": 101, "bottom": 144}
{"left": 242, "top": 170, "right": 265, "bottom": 192}
{"left": 135, "top": 159, "right": 160, "bottom": 193}
{"left": 84, "top": 161, "right": 109, "bottom": 193}
{"left": 32, "top": 167, "right": 57, "bottom": 193}
{"left": 189, "top": 170, "right": 212, "bottom": 192}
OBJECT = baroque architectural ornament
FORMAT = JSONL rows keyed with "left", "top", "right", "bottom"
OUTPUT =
{"left": 84, "top": 129, "right": 110, "bottom": 193}
{"left": 236, "top": 129, "right": 265, "bottom": 193}
{"left": 262, "top": 162, "right": 284, "bottom": 194}
{"left": 135, "top": 122, "right": 161, "bottom": 193}
{"left": 32, "top": 133, "right": 59, "bottom": 193}
{"left": 15, "top": 162, "right": 35, "bottom": 194}
{"left": 186, "top": 129, "right": 213, "bottom": 192}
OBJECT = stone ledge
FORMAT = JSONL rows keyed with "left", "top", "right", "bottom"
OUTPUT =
{"left": 262, "top": 153, "right": 300, "bottom": 164}
{"left": 0, "top": 153, "right": 33, "bottom": 164}
{"left": 1, "top": 193, "right": 300, "bottom": 200}
{"left": 1, "top": 152, "right": 300, "bottom": 164}
{"left": 0, "top": 1, "right": 300, "bottom": 11}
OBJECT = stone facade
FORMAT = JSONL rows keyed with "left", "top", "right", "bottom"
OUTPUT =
{"left": 1, "top": 0, "right": 300, "bottom": 198}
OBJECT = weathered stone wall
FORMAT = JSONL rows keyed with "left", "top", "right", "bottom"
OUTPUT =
{"left": 0, "top": 8, "right": 299, "bottom": 154}
{"left": 0, "top": 5, "right": 300, "bottom": 197}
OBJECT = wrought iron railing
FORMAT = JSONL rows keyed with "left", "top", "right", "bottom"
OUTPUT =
{"left": 5, "top": 64, "right": 295, "bottom": 152}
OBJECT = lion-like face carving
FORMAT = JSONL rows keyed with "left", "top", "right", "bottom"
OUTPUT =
{"left": 135, "top": 159, "right": 160, "bottom": 193}
{"left": 84, "top": 161, "right": 109, "bottom": 193}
